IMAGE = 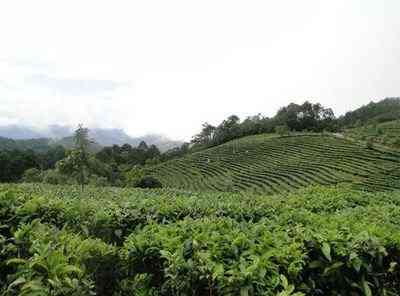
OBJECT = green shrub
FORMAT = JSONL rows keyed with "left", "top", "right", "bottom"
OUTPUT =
{"left": 1, "top": 184, "right": 400, "bottom": 295}
{"left": 4, "top": 221, "right": 120, "bottom": 296}
{"left": 125, "top": 166, "right": 145, "bottom": 187}
{"left": 22, "top": 168, "right": 42, "bottom": 183}
{"left": 42, "top": 169, "right": 69, "bottom": 185}
{"left": 136, "top": 176, "right": 163, "bottom": 189}
{"left": 89, "top": 175, "right": 109, "bottom": 187}
{"left": 275, "top": 125, "right": 290, "bottom": 136}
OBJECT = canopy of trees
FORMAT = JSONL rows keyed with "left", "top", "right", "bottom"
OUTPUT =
{"left": 338, "top": 97, "right": 400, "bottom": 127}
{"left": 191, "top": 101, "right": 337, "bottom": 149}
{"left": 0, "top": 137, "right": 53, "bottom": 153}
{"left": 275, "top": 102, "right": 336, "bottom": 132}
{"left": 0, "top": 146, "right": 66, "bottom": 182}
{"left": 95, "top": 141, "right": 161, "bottom": 167}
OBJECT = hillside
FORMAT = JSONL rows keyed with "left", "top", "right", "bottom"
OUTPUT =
{"left": 338, "top": 97, "right": 400, "bottom": 127}
{"left": 0, "top": 137, "right": 53, "bottom": 153}
{"left": 345, "top": 119, "right": 400, "bottom": 149}
{"left": 149, "top": 133, "right": 400, "bottom": 193}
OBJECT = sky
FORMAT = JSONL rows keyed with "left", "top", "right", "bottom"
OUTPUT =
{"left": 0, "top": 0, "right": 399, "bottom": 141}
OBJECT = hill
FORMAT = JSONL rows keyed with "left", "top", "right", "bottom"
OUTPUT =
{"left": 339, "top": 97, "right": 400, "bottom": 127}
{"left": 344, "top": 119, "right": 400, "bottom": 149}
{"left": 149, "top": 133, "right": 400, "bottom": 193}
{"left": 0, "top": 137, "right": 53, "bottom": 153}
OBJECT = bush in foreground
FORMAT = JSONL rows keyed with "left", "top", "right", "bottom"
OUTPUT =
{"left": 135, "top": 176, "right": 163, "bottom": 189}
{"left": 1, "top": 184, "right": 400, "bottom": 295}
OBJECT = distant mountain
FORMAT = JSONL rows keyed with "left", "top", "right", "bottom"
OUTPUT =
{"left": 123, "top": 133, "right": 184, "bottom": 152}
{"left": 0, "top": 125, "right": 44, "bottom": 140}
{"left": 0, "top": 125, "right": 183, "bottom": 152}
{"left": 51, "top": 136, "right": 103, "bottom": 152}
{"left": 0, "top": 137, "right": 53, "bottom": 153}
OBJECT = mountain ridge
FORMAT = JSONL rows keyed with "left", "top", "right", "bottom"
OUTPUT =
{"left": 0, "top": 125, "right": 183, "bottom": 152}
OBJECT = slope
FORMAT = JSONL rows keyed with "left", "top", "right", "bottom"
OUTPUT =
{"left": 339, "top": 97, "right": 400, "bottom": 127}
{"left": 148, "top": 133, "right": 400, "bottom": 194}
{"left": 344, "top": 119, "right": 400, "bottom": 150}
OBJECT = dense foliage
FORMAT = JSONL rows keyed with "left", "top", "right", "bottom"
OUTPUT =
{"left": 0, "top": 146, "right": 66, "bottom": 183}
{"left": 95, "top": 141, "right": 161, "bottom": 167}
{"left": 0, "top": 137, "right": 53, "bottom": 153}
{"left": 191, "top": 101, "right": 337, "bottom": 149}
{"left": 338, "top": 97, "right": 400, "bottom": 127}
{"left": 1, "top": 184, "right": 400, "bottom": 295}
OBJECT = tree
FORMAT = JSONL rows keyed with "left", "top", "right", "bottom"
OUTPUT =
{"left": 240, "top": 114, "right": 265, "bottom": 136}
{"left": 136, "top": 176, "right": 163, "bottom": 189}
{"left": 276, "top": 101, "right": 336, "bottom": 132}
{"left": 22, "top": 168, "right": 42, "bottom": 183}
{"left": 0, "top": 149, "right": 39, "bottom": 183}
{"left": 74, "top": 124, "right": 92, "bottom": 190}
{"left": 191, "top": 123, "right": 216, "bottom": 146}
{"left": 275, "top": 125, "right": 290, "bottom": 136}
{"left": 125, "top": 166, "right": 145, "bottom": 187}
{"left": 213, "top": 115, "right": 241, "bottom": 145}
{"left": 138, "top": 141, "right": 149, "bottom": 151}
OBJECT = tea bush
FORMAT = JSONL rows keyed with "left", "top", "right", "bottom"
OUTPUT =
{"left": 1, "top": 184, "right": 400, "bottom": 295}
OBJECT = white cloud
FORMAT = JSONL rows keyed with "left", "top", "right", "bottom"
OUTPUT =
{"left": 0, "top": 0, "right": 399, "bottom": 141}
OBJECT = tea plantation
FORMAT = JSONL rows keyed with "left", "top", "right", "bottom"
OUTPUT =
{"left": 149, "top": 134, "right": 400, "bottom": 193}
{"left": 345, "top": 120, "right": 400, "bottom": 150}
{"left": 1, "top": 183, "right": 400, "bottom": 295}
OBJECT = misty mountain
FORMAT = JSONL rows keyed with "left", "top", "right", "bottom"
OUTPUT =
{"left": 0, "top": 125, "right": 44, "bottom": 140}
{"left": 0, "top": 125, "right": 183, "bottom": 152}
{"left": 0, "top": 137, "right": 53, "bottom": 153}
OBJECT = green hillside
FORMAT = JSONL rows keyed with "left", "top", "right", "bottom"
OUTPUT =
{"left": 0, "top": 137, "right": 53, "bottom": 153}
{"left": 149, "top": 133, "right": 400, "bottom": 193}
{"left": 338, "top": 97, "right": 400, "bottom": 127}
{"left": 345, "top": 120, "right": 400, "bottom": 149}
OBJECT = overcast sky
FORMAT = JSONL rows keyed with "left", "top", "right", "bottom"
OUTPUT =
{"left": 1, "top": 0, "right": 399, "bottom": 141}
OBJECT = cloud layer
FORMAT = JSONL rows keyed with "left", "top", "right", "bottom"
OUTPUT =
{"left": 0, "top": 0, "right": 399, "bottom": 140}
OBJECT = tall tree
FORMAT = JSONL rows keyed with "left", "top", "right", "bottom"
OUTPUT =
{"left": 191, "top": 123, "right": 216, "bottom": 146}
{"left": 74, "top": 124, "right": 91, "bottom": 191}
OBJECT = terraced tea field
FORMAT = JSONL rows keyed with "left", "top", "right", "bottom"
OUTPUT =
{"left": 149, "top": 134, "right": 400, "bottom": 193}
{"left": 345, "top": 119, "right": 400, "bottom": 149}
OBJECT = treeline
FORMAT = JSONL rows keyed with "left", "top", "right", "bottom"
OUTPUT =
{"left": 338, "top": 97, "right": 400, "bottom": 127}
{"left": 0, "top": 137, "right": 53, "bottom": 152}
{"left": 190, "top": 98, "right": 400, "bottom": 150}
{"left": 0, "top": 146, "right": 66, "bottom": 182}
{"left": 191, "top": 101, "right": 337, "bottom": 149}
{"left": 0, "top": 138, "right": 187, "bottom": 186}
{"left": 17, "top": 136, "right": 183, "bottom": 188}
